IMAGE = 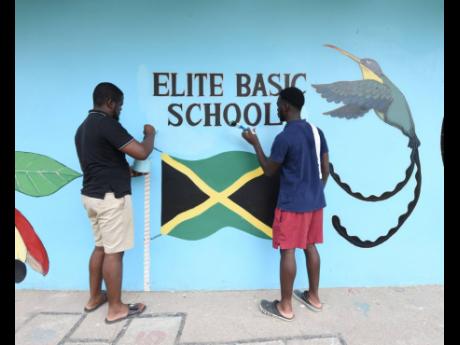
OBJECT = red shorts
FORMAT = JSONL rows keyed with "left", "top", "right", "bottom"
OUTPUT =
{"left": 272, "top": 208, "right": 323, "bottom": 249}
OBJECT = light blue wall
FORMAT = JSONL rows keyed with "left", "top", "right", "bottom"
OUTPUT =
{"left": 15, "top": 0, "right": 444, "bottom": 290}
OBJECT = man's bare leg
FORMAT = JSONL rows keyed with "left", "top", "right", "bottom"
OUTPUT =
{"left": 103, "top": 252, "right": 145, "bottom": 321}
{"left": 304, "top": 244, "right": 321, "bottom": 307}
{"left": 278, "top": 248, "right": 296, "bottom": 318}
{"left": 85, "top": 246, "right": 107, "bottom": 310}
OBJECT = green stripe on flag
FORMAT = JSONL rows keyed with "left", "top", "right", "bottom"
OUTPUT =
{"left": 168, "top": 203, "right": 271, "bottom": 240}
{"left": 174, "top": 151, "right": 260, "bottom": 192}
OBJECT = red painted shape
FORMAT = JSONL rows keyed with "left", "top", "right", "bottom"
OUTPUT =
{"left": 15, "top": 208, "right": 49, "bottom": 275}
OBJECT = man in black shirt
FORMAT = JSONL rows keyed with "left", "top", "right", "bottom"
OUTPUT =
{"left": 75, "top": 82, "right": 155, "bottom": 323}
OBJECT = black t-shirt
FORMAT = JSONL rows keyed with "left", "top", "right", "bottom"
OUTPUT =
{"left": 75, "top": 110, "right": 134, "bottom": 198}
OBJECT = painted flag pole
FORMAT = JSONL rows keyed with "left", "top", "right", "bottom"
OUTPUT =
{"left": 133, "top": 158, "right": 152, "bottom": 291}
{"left": 143, "top": 171, "right": 150, "bottom": 291}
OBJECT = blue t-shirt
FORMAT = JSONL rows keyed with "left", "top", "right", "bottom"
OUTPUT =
{"left": 270, "top": 119, "right": 328, "bottom": 212}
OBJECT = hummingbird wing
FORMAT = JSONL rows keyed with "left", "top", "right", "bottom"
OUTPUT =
{"left": 322, "top": 104, "right": 370, "bottom": 118}
{"left": 312, "top": 80, "right": 393, "bottom": 118}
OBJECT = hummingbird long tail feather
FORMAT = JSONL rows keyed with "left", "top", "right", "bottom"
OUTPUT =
{"left": 331, "top": 149, "right": 421, "bottom": 248}
{"left": 330, "top": 148, "right": 416, "bottom": 202}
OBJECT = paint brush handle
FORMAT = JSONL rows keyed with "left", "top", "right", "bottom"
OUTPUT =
{"left": 230, "top": 121, "right": 255, "bottom": 133}
{"left": 239, "top": 125, "right": 256, "bottom": 133}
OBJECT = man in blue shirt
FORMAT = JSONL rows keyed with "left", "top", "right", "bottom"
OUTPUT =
{"left": 242, "top": 87, "right": 329, "bottom": 321}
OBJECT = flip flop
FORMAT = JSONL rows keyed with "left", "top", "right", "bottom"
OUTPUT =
{"left": 84, "top": 291, "right": 108, "bottom": 313}
{"left": 293, "top": 289, "right": 322, "bottom": 312}
{"left": 104, "top": 303, "right": 146, "bottom": 324}
{"left": 259, "top": 299, "right": 294, "bottom": 322}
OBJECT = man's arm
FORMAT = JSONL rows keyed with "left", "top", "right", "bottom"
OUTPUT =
{"left": 242, "top": 130, "right": 281, "bottom": 177}
{"left": 121, "top": 124, "right": 155, "bottom": 160}
{"left": 321, "top": 152, "right": 329, "bottom": 186}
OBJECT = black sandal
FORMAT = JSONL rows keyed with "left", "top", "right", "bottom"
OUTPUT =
{"left": 259, "top": 299, "right": 294, "bottom": 321}
{"left": 293, "top": 289, "right": 323, "bottom": 312}
{"left": 84, "top": 291, "right": 108, "bottom": 313}
{"left": 104, "top": 303, "right": 146, "bottom": 324}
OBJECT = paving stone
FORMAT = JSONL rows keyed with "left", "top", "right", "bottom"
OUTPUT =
{"left": 15, "top": 313, "right": 82, "bottom": 345}
{"left": 286, "top": 337, "right": 342, "bottom": 345}
{"left": 117, "top": 315, "right": 182, "bottom": 345}
{"left": 70, "top": 308, "right": 126, "bottom": 342}
{"left": 243, "top": 341, "right": 284, "bottom": 345}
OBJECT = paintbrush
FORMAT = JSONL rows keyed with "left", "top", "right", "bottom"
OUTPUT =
{"left": 230, "top": 121, "right": 254, "bottom": 132}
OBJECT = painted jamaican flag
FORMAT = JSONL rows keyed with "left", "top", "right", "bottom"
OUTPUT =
{"left": 161, "top": 151, "right": 280, "bottom": 240}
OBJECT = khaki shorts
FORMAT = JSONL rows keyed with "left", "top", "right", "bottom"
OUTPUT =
{"left": 82, "top": 192, "right": 134, "bottom": 254}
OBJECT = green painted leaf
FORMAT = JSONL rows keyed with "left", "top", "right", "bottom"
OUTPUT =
{"left": 15, "top": 152, "right": 82, "bottom": 197}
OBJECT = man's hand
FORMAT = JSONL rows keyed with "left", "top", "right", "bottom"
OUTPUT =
{"left": 241, "top": 128, "right": 280, "bottom": 177}
{"left": 121, "top": 125, "right": 155, "bottom": 160}
{"left": 144, "top": 124, "right": 155, "bottom": 136}
{"left": 242, "top": 129, "right": 259, "bottom": 146}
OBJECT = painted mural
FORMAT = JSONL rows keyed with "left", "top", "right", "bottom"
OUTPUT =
{"left": 15, "top": 152, "right": 81, "bottom": 282}
{"left": 441, "top": 117, "right": 444, "bottom": 165}
{"left": 15, "top": 0, "right": 443, "bottom": 290}
{"left": 313, "top": 45, "right": 422, "bottom": 248}
{"left": 160, "top": 151, "right": 279, "bottom": 240}
{"left": 15, "top": 209, "right": 49, "bottom": 283}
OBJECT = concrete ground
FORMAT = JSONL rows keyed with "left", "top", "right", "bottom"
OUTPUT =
{"left": 15, "top": 285, "right": 443, "bottom": 345}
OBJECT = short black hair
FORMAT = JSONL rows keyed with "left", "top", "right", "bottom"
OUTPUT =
{"left": 279, "top": 87, "right": 305, "bottom": 111}
{"left": 93, "top": 82, "right": 123, "bottom": 106}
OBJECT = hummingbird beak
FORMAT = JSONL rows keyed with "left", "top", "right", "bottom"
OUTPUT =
{"left": 324, "top": 44, "right": 384, "bottom": 84}
{"left": 324, "top": 44, "right": 361, "bottom": 63}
